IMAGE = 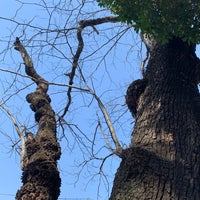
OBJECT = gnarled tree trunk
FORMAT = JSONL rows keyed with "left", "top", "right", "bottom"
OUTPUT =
{"left": 110, "top": 38, "right": 200, "bottom": 199}
{"left": 14, "top": 38, "right": 61, "bottom": 200}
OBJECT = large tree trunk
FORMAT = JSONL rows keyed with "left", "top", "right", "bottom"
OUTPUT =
{"left": 110, "top": 38, "right": 200, "bottom": 199}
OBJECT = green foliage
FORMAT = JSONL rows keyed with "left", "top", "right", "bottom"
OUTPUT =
{"left": 97, "top": 0, "right": 200, "bottom": 44}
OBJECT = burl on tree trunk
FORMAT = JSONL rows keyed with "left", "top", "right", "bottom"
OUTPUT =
{"left": 14, "top": 38, "right": 61, "bottom": 200}
{"left": 110, "top": 38, "right": 200, "bottom": 199}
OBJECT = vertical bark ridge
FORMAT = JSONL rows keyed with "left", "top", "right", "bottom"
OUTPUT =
{"left": 110, "top": 38, "right": 200, "bottom": 199}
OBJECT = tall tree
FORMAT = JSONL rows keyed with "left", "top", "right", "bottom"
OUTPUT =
{"left": 97, "top": 0, "right": 200, "bottom": 199}
{"left": 1, "top": 1, "right": 200, "bottom": 199}
{"left": 110, "top": 37, "right": 200, "bottom": 200}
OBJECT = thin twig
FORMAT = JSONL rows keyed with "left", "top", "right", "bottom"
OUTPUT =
{"left": 97, "top": 115, "right": 113, "bottom": 151}
{"left": 0, "top": 67, "right": 90, "bottom": 91}
{"left": 78, "top": 67, "right": 123, "bottom": 156}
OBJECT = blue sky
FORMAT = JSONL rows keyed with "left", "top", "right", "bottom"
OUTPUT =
{"left": 0, "top": 1, "right": 143, "bottom": 199}
{"left": 1, "top": 1, "right": 200, "bottom": 200}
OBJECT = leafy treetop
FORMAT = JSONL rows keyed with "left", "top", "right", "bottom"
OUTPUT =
{"left": 97, "top": 0, "right": 200, "bottom": 44}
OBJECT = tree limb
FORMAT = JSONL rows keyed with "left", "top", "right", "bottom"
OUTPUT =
{"left": 0, "top": 103, "right": 26, "bottom": 169}
{"left": 78, "top": 67, "right": 123, "bottom": 156}
{"left": 14, "top": 37, "right": 61, "bottom": 199}
{"left": 60, "top": 16, "right": 119, "bottom": 119}
{"left": 14, "top": 37, "right": 48, "bottom": 93}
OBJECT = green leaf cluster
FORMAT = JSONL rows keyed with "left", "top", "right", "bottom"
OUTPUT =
{"left": 97, "top": 0, "right": 200, "bottom": 44}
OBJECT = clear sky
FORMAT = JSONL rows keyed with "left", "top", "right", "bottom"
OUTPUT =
{"left": 0, "top": 1, "right": 200, "bottom": 200}
{"left": 0, "top": 1, "right": 143, "bottom": 199}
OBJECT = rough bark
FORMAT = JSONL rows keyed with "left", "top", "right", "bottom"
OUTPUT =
{"left": 110, "top": 38, "right": 200, "bottom": 199}
{"left": 14, "top": 38, "right": 61, "bottom": 200}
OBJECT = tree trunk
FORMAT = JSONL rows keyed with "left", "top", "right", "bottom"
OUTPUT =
{"left": 14, "top": 38, "right": 61, "bottom": 200}
{"left": 110, "top": 38, "right": 200, "bottom": 199}
{"left": 15, "top": 92, "right": 61, "bottom": 200}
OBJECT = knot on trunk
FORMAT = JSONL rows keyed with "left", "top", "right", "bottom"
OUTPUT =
{"left": 126, "top": 79, "right": 147, "bottom": 118}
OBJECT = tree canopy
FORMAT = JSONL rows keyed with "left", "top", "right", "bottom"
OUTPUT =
{"left": 97, "top": 0, "right": 200, "bottom": 44}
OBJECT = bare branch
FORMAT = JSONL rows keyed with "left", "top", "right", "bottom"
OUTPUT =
{"left": 78, "top": 67, "right": 123, "bottom": 156}
{"left": 0, "top": 103, "right": 26, "bottom": 169}
{"left": 92, "top": 91, "right": 123, "bottom": 155}
{"left": 60, "top": 16, "right": 119, "bottom": 119}
{"left": 0, "top": 67, "right": 90, "bottom": 92}
{"left": 14, "top": 37, "right": 48, "bottom": 93}
{"left": 60, "top": 26, "right": 84, "bottom": 119}
{"left": 97, "top": 116, "right": 114, "bottom": 151}
{"left": 78, "top": 16, "right": 119, "bottom": 27}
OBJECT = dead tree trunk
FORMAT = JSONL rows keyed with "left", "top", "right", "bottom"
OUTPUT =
{"left": 14, "top": 38, "right": 61, "bottom": 200}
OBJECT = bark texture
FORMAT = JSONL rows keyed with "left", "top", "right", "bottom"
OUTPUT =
{"left": 14, "top": 38, "right": 61, "bottom": 200}
{"left": 110, "top": 38, "right": 200, "bottom": 199}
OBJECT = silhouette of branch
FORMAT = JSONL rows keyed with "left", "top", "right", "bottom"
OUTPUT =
{"left": 60, "top": 16, "right": 119, "bottom": 119}
{"left": 78, "top": 66, "right": 123, "bottom": 156}
{"left": 0, "top": 103, "right": 25, "bottom": 169}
